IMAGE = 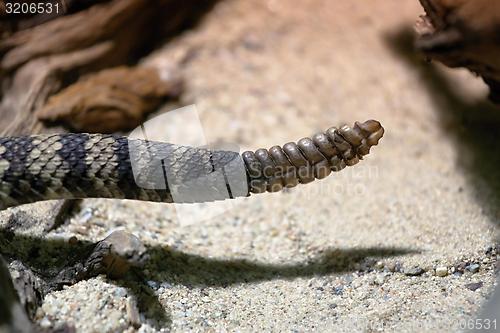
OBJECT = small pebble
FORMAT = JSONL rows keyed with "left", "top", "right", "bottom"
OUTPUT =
{"left": 456, "top": 262, "right": 467, "bottom": 273}
{"left": 373, "top": 274, "right": 387, "bottom": 285}
{"left": 351, "top": 280, "right": 363, "bottom": 289}
{"left": 114, "top": 288, "right": 127, "bottom": 298}
{"left": 385, "top": 262, "right": 396, "bottom": 272}
{"left": 147, "top": 280, "right": 159, "bottom": 289}
{"left": 161, "top": 282, "right": 173, "bottom": 289}
{"left": 68, "top": 236, "right": 79, "bottom": 245}
{"left": 80, "top": 208, "right": 94, "bottom": 223}
{"left": 435, "top": 266, "right": 448, "bottom": 277}
{"left": 466, "top": 264, "right": 480, "bottom": 274}
{"left": 40, "top": 317, "right": 52, "bottom": 329}
{"left": 333, "top": 286, "right": 344, "bottom": 295}
{"left": 404, "top": 267, "right": 425, "bottom": 276}
{"left": 465, "top": 282, "right": 483, "bottom": 291}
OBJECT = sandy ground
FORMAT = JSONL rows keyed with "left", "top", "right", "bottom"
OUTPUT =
{"left": 3, "top": 0, "right": 500, "bottom": 331}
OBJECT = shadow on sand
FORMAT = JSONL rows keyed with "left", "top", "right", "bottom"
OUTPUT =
{"left": 385, "top": 28, "right": 500, "bottom": 229}
{"left": 0, "top": 227, "right": 416, "bottom": 329}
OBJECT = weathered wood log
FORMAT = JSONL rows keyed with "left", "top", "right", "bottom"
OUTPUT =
{"left": 36, "top": 66, "right": 183, "bottom": 132}
{"left": 53, "top": 230, "right": 148, "bottom": 287}
{"left": 1, "top": 0, "right": 146, "bottom": 72}
{"left": 0, "top": 0, "right": 215, "bottom": 134}
{"left": 415, "top": 0, "right": 500, "bottom": 103}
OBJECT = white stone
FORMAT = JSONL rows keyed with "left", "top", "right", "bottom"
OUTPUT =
{"left": 435, "top": 267, "right": 448, "bottom": 277}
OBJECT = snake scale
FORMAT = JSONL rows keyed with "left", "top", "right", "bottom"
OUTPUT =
{"left": 0, "top": 120, "right": 384, "bottom": 210}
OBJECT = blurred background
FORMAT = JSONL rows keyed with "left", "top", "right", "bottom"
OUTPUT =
{"left": 0, "top": 0, "right": 499, "bottom": 331}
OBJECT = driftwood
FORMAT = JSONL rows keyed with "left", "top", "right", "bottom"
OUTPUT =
{"left": 0, "top": 0, "right": 213, "bottom": 72}
{"left": 415, "top": 0, "right": 500, "bottom": 103}
{"left": 0, "top": 0, "right": 215, "bottom": 135}
{"left": 37, "top": 66, "right": 183, "bottom": 133}
{"left": 53, "top": 230, "right": 148, "bottom": 285}
{"left": 0, "top": 228, "right": 148, "bottom": 329}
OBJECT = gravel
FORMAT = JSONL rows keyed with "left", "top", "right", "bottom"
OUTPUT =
{"left": 2, "top": 0, "right": 498, "bottom": 332}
